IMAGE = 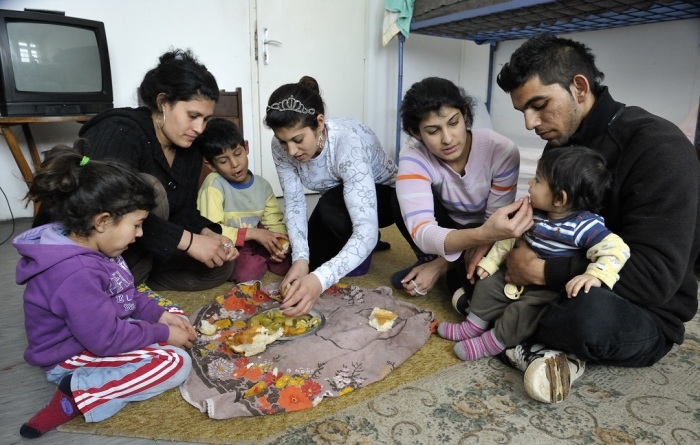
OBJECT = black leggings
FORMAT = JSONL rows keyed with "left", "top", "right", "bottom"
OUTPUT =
{"left": 307, "top": 184, "right": 396, "bottom": 270}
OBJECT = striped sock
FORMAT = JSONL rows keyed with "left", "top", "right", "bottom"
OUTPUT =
{"left": 454, "top": 329, "right": 505, "bottom": 361}
{"left": 437, "top": 315, "right": 487, "bottom": 341}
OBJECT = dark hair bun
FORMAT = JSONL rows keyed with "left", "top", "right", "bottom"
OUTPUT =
{"left": 298, "top": 76, "right": 320, "bottom": 94}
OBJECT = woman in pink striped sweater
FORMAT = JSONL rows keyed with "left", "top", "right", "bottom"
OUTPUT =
{"left": 392, "top": 77, "right": 532, "bottom": 312}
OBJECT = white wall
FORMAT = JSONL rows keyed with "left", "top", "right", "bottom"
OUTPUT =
{"left": 0, "top": 0, "right": 253, "bottom": 220}
{"left": 1, "top": 0, "right": 698, "bottom": 221}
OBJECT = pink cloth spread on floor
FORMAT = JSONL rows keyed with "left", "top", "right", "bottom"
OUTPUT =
{"left": 180, "top": 281, "right": 433, "bottom": 419}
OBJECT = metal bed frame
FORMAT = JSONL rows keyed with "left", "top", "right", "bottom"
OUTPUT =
{"left": 393, "top": 0, "right": 700, "bottom": 156}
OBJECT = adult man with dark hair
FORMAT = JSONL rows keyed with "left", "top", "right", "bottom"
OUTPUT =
{"left": 495, "top": 32, "right": 699, "bottom": 403}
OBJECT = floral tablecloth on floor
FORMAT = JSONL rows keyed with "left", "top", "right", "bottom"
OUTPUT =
{"left": 180, "top": 281, "right": 434, "bottom": 419}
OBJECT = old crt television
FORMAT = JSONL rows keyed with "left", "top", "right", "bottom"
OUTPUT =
{"left": 0, "top": 9, "right": 113, "bottom": 116}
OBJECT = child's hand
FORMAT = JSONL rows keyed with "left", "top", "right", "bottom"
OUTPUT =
{"left": 167, "top": 325, "right": 196, "bottom": 349}
{"left": 249, "top": 228, "right": 288, "bottom": 257}
{"left": 463, "top": 244, "right": 491, "bottom": 284}
{"left": 159, "top": 311, "right": 197, "bottom": 338}
{"left": 475, "top": 266, "right": 491, "bottom": 280}
{"left": 565, "top": 273, "right": 602, "bottom": 298}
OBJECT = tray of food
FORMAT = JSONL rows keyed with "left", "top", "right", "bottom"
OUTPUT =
{"left": 249, "top": 308, "right": 325, "bottom": 340}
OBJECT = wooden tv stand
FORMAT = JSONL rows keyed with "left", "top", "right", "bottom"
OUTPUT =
{"left": 1, "top": 88, "right": 242, "bottom": 214}
{"left": 0, "top": 114, "right": 93, "bottom": 214}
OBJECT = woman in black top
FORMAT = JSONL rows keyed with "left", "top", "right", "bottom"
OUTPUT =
{"left": 76, "top": 49, "right": 237, "bottom": 290}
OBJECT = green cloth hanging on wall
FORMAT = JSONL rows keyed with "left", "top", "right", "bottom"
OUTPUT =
{"left": 382, "top": 0, "right": 415, "bottom": 46}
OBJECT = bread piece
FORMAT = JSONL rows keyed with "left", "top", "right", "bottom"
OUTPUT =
{"left": 226, "top": 324, "right": 283, "bottom": 357}
{"left": 278, "top": 239, "right": 290, "bottom": 255}
{"left": 281, "top": 281, "right": 292, "bottom": 298}
{"left": 199, "top": 319, "right": 217, "bottom": 336}
{"left": 368, "top": 307, "right": 397, "bottom": 332}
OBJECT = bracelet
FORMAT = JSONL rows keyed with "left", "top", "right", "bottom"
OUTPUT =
{"left": 183, "top": 231, "right": 194, "bottom": 252}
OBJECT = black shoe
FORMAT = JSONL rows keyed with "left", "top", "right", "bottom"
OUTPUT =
{"left": 390, "top": 261, "right": 421, "bottom": 288}
{"left": 374, "top": 239, "right": 391, "bottom": 252}
{"left": 391, "top": 254, "right": 438, "bottom": 289}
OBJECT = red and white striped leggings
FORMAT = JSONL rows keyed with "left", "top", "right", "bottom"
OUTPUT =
{"left": 46, "top": 343, "right": 191, "bottom": 422}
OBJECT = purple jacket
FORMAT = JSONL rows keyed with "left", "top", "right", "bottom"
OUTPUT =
{"left": 14, "top": 224, "right": 169, "bottom": 371}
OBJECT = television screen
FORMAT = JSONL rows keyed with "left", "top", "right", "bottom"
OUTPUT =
{"left": 8, "top": 22, "right": 103, "bottom": 93}
{"left": 0, "top": 9, "right": 113, "bottom": 116}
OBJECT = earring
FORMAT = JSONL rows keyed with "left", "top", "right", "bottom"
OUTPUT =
{"left": 317, "top": 132, "right": 325, "bottom": 149}
{"left": 155, "top": 111, "right": 165, "bottom": 129}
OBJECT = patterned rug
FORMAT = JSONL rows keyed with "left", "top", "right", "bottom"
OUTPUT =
{"left": 57, "top": 226, "right": 700, "bottom": 444}
{"left": 265, "top": 313, "right": 700, "bottom": 444}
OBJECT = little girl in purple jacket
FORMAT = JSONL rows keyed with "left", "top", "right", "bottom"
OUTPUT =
{"left": 14, "top": 143, "right": 195, "bottom": 438}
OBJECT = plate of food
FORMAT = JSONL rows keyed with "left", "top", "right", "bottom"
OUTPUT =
{"left": 248, "top": 307, "right": 325, "bottom": 340}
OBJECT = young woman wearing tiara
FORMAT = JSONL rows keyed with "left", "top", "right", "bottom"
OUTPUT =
{"left": 264, "top": 76, "right": 397, "bottom": 316}
{"left": 15, "top": 144, "right": 195, "bottom": 438}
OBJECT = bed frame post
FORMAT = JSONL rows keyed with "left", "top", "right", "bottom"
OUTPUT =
{"left": 395, "top": 33, "right": 405, "bottom": 163}
{"left": 486, "top": 42, "right": 497, "bottom": 113}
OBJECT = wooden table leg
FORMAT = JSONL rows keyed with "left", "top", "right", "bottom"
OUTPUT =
{"left": 1, "top": 124, "right": 38, "bottom": 216}
{"left": 21, "top": 123, "right": 42, "bottom": 170}
{"left": 1, "top": 124, "right": 33, "bottom": 186}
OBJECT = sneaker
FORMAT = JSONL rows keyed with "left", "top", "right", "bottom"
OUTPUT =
{"left": 504, "top": 343, "right": 585, "bottom": 404}
{"left": 451, "top": 287, "right": 469, "bottom": 315}
{"left": 347, "top": 253, "right": 372, "bottom": 277}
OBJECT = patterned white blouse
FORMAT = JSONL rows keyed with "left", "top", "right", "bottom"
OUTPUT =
{"left": 271, "top": 118, "right": 397, "bottom": 290}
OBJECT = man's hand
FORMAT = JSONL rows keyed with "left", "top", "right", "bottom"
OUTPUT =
{"left": 504, "top": 240, "right": 545, "bottom": 286}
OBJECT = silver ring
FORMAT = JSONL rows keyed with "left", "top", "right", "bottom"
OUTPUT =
{"left": 410, "top": 279, "right": 427, "bottom": 296}
{"left": 223, "top": 243, "right": 234, "bottom": 249}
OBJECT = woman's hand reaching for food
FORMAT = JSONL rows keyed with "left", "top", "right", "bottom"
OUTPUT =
{"left": 279, "top": 260, "right": 321, "bottom": 316}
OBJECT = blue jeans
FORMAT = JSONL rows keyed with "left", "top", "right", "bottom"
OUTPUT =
{"left": 532, "top": 287, "right": 673, "bottom": 367}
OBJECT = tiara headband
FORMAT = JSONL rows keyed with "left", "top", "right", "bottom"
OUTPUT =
{"left": 266, "top": 95, "right": 315, "bottom": 115}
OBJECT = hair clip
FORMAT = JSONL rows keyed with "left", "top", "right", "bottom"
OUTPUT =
{"left": 266, "top": 95, "right": 315, "bottom": 115}
{"left": 79, "top": 156, "right": 90, "bottom": 167}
